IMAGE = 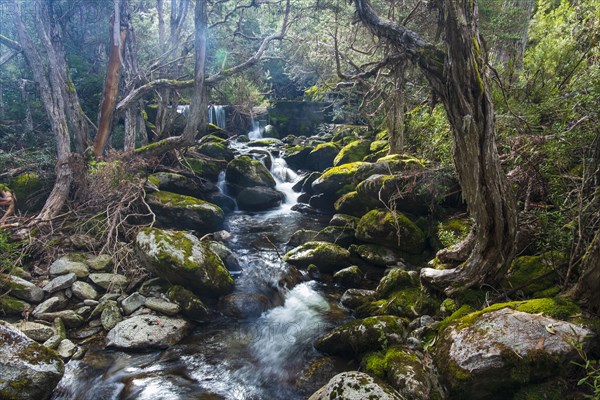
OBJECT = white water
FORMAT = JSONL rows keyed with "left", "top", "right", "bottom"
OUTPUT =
{"left": 209, "top": 105, "right": 227, "bottom": 129}
{"left": 217, "top": 170, "right": 228, "bottom": 194}
{"left": 248, "top": 113, "right": 262, "bottom": 140}
{"left": 270, "top": 156, "right": 300, "bottom": 213}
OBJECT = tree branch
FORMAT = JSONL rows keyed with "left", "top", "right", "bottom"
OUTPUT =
{"left": 0, "top": 34, "right": 22, "bottom": 51}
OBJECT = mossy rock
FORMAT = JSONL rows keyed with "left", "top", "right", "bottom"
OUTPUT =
{"left": 198, "top": 134, "right": 227, "bottom": 145}
{"left": 307, "top": 142, "right": 340, "bottom": 171}
{"left": 247, "top": 138, "right": 283, "bottom": 147}
{"left": 332, "top": 266, "right": 364, "bottom": 288}
{"left": 236, "top": 186, "right": 285, "bottom": 211}
{"left": 355, "top": 244, "right": 405, "bottom": 268}
{"left": 148, "top": 172, "right": 210, "bottom": 199}
{"left": 362, "top": 346, "right": 445, "bottom": 400}
{"left": 0, "top": 295, "right": 30, "bottom": 316}
{"left": 225, "top": 156, "right": 276, "bottom": 195}
{"left": 308, "top": 371, "right": 403, "bottom": 400}
{"left": 136, "top": 228, "right": 234, "bottom": 298}
{"left": 333, "top": 191, "right": 378, "bottom": 217}
{"left": 283, "top": 241, "right": 351, "bottom": 273}
{"left": 331, "top": 125, "right": 369, "bottom": 142}
{"left": 334, "top": 139, "right": 372, "bottom": 166}
{"left": 329, "top": 214, "right": 360, "bottom": 229}
{"left": 503, "top": 252, "right": 564, "bottom": 297}
{"left": 357, "top": 287, "right": 439, "bottom": 319}
{"left": 314, "top": 315, "right": 406, "bottom": 357}
{"left": 196, "top": 142, "right": 234, "bottom": 162}
{"left": 11, "top": 172, "right": 45, "bottom": 211}
{"left": 186, "top": 157, "right": 227, "bottom": 182}
{"left": 375, "top": 130, "right": 389, "bottom": 141}
{"left": 376, "top": 269, "right": 420, "bottom": 298}
{"left": 283, "top": 144, "right": 313, "bottom": 169}
{"left": 146, "top": 191, "right": 224, "bottom": 234}
{"left": 356, "top": 209, "right": 425, "bottom": 254}
{"left": 311, "top": 162, "right": 367, "bottom": 195}
{"left": 434, "top": 217, "right": 471, "bottom": 250}
{"left": 167, "top": 285, "right": 209, "bottom": 321}
{"left": 314, "top": 225, "right": 357, "bottom": 248}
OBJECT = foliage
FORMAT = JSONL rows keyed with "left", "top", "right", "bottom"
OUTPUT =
{"left": 572, "top": 339, "right": 600, "bottom": 399}
{"left": 0, "top": 229, "right": 21, "bottom": 273}
{"left": 405, "top": 104, "right": 453, "bottom": 166}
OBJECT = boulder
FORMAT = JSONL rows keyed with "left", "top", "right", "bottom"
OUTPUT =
{"left": 307, "top": 143, "right": 340, "bottom": 171}
{"left": 332, "top": 266, "right": 364, "bottom": 288}
{"left": 89, "top": 273, "right": 128, "bottom": 291}
{"left": 295, "top": 356, "right": 354, "bottom": 396}
{"left": 0, "top": 273, "right": 43, "bottom": 303}
{"left": 0, "top": 321, "right": 64, "bottom": 400}
{"left": 187, "top": 157, "right": 227, "bottom": 182}
{"left": 205, "top": 191, "right": 236, "bottom": 214}
{"left": 145, "top": 297, "right": 180, "bottom": 316}
{"left": 106, "top": 315, "right": 191, "bottom": 349}
{"left": 356, "top": 287, "right": 439, "bottom": 320}
{"left": 71, "top": 281, "right": 99, "bottom": 300}
{"left": 121, "top": 292, "right": 146, "bottom": 315}
{"left": 196, "top": 142, "right": 234, "bottom": 161}
{"left": 314, "top": 315, "right": 406, "bottom": 357}
{"left": 32, "top": 295, "right": 68, "bottom": 318}
{"left": 136, "top": 228, "right": 234, "bottom": 298}
{"left": 56, "top": 339, "right": 76, "bottom": 359}
{"left": 12, "top": 321, "right": 54, "bottom": 342}
{"left": 333, "top": 191, "right": 377, "bottom": 217}
{"left": 287, "top": 229, "right": 319, "bottom": 247}
{"left": 147, "top": 172, "right": 210, "bottom": 199}
{"left": 333, "top": 139, "right": 371, "bottom": 166}
{"left": 355, "top": 244, "right": 405, "bottom": 268}
{"left": 207, "top": 241, "right": 241, "bottom": 271}
{"left": 236, "top": 187, "right": 285, "bottom": 211}
{"left": 340, "top": 289, "right": 377, "bottom": 309}
{"left": 329, "top": 214, "right": 360, "bottom": 229}
{"left": 311, "top": 162, "right": 366, "bottom": 195}
{"left": 49, "top": 257, "right": 89, "bottom": 278}
{"left": 166, "top": 285, "right": 209, "bottom": 321}
{"left": 503, "top": 252, "right": 563, "bottom": 297}
{"left": 356, "top": 209, "right": 425, "bottom": 254}
{"left": 308, "top": 371, "right": 403, "bottom": 400}
{"left": 85, "top": 254, "right": 113, "bottom": 271}
{"left": 218, "top": 293, "right": 271, "bottom": 319}
{"left": 314, "top": 226, "right": 356, "bottom": 247}
{"left": 146, "top": 191, "right": 224, "bottom": 233}
{"left": 42, "top": 273, "right": 77, "bottom": 293}
{"left": 283, "top": 145, "right": 313, "bottom": 169}
{"left": 434, "top": 304, "right": 594, "bottom": 398}
{"left": 0, "top": 295, "right": 30, "bottom": 316}
{"left": 225, "top": 156, "right": 276, "bottom": 195}
{"left": 283, "top": 241, "right": 352, "bottom": 273}
{"left": 376, "top": 269, "right": 420, "bottom": 298}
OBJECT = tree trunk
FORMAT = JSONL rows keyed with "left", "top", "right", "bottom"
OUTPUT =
{"left": 94, "top": 0, "right": 128, "bottom": 157}
{"left": 353, "top": 0, "right": 517, "bottom": 295}
{"left": 386, "top": 65, "right": 405, "bottom": 155}
{"left": 571, "top": 231, "right": 600, "bottom": 314}
{"left": 19, "top": 79, "right": 34, "bottom": 133}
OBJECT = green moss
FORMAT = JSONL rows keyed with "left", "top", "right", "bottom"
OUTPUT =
{"left": 362, "top": 346, "right": 421, "bottom": 379}
{"left": 504, "top": 252, "right": 564, "bottom": 297}
{"left": 436, "top": 218, "right": 471, "bottom": 248}
{"left": 11, "top": 172, "right": 43, "bottom": 206}
{"left": 437, "top": 305, "right": 474, "bottom": 333}
{"left": 147, "top": 175, "right": 160, "bottom": 187}
{"left": 356, "top": 209, "right": 425, "bottom": 253}
{"left": 186, "top": 158, "right": 225, "bottom": 181}
{"left": 334, "top": 140, "right": 371, "bottom": 166}
{"left": 320, "top": 162, "right": 366, "bottom": 181}
{"left": 0, "top": 296, "right": 29, "bottom": 315}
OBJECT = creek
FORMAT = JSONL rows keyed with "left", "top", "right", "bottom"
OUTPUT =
{"left": 51, "top": 135, "right": 350, "bottom": 400}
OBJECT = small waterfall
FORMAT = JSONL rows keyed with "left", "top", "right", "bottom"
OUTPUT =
{"left": 209, "top": 105, "right": 226, "bottom": 129}
{"left": 270, "top": 156, "right": 300, "bottom": 210}
{"left": 217, "top": 171, "right": 228, "bottom": 194}
{"left": 248, "top": 113, "right": 262, "bottom": 140}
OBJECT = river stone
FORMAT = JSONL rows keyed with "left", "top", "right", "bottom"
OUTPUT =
{"left": 295, "top": 356, "right": 354, "bottom": 396}
{"left": 146, "top": 191, "right": 225, "bottom": 233}
{"left": 12, "top": 321, "right": 55, "bottom": 342}
{"left": 434, "top": 307, "right": 594, "bottom": 398}
{"left": 311, "top": 162, "right": 366, "bottom": 195}
{"left": 89, "top": 273, "right": 128, "bottom": 291}
{"left": 225, "top": 155, "right": 276, "bottom": 195}
{"left": 307, "top": 142, "right": 340, "bottom": 171}
{"left": 376, "top": 269, "right": 420, "bottom": 298}
{"left": 85, "top": 254, "right": 113, "bottom": 271}
{"left": 329, "top": 213, "right": 360, "bottom": 229}
{"left": 43, "top": 334, "right": 63, "bottom": 350}
{"left": 56, "top": 339, "right": 76, "bottom": 359}
{"left": 167, "top": 285, "right": 209, "bottom": 321}
{"left": 121, "top": 292, "right": 146, "bottom": 315}
{"left": 42, "top": 273, "right": 77, "bottom": 293}
{"left": 287, "top": 229, "right": 319, "bottom": 247}
{"left": 355, "top": 209, "right": 425, "bottom": 254}
{"left": 218, "top": 293, "right": 271, "bottom": 319}
{"left": 332, "top": 266, "right": 364, "bottom": 288}
{"left": 135, "top": 228, "right": 234, "bottom": 298}
{"left": 236, "top": 186, "right": 285, "bottom": 211}
{"left": 49, "top": 257, "right": 89, "bottom": 278}
{"left": 340, "top": 289, "right": 377, "bottom": 309}
{"left": 0, "top": 295, "right": 30, "bottom": 316}
{"left": 207, "top": 241, "right": 241, "bottom": 271}
{"left": 71, "top": 281, "right": 99, "bottom": 300}
{"left": 0, "top": 273, "right": 44, "bottom": 302}
{"left": 314, "top": 316, "right": 406, "bottom": 357}
{"left": 0, "top": 321, "right": 64, "bottom": 400}
{"left": 308, "top": 371, "right": 403, "bottom": 400}
{"left": 145, "top": 297, "right": 180, "bottom": 316}
{"left": 334, "top": 139, "right": 371, "bottom": 166}
{"left": 37, "top": 310, "right": 84, "bottom": 329}
{"left": 148, "top": 171, "right": 210, "bottom": 198}
{"left": 356, "top": 244, "right": 405, "bottom": 267}
{"left": 283, "top": 241, "right": 352, "bottom": 273}
{"left": 106, "top": 315, "right": 191, "bottom": 349}
{"left": 100, "top": 301, "right": 122, "bottom": 331}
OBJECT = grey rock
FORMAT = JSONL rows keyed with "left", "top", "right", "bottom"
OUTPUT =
{"left": 0, "top": 273, "right": 44, "bottom": 302}
{"left": 145, "top": 297, "right": 180, "bottom": 316}
{"left": 0, "top": 321, "right": 64, "bottom": 399}
{"left": 76, "top": 306, "right": 93, "bottom": 319}
{"left": 57, "top": 339, "right": 76, "bottom": 359}
{"left": 42, "top": 273, "right": 77, "bottom": 293}
{"left": 43, "top": 334, "right": 63, "bottom": 349}
{"left": 106, "top": 315, "right": 190, "bottom": 349}
{"left": 308, "top": 371, "right": 402, "bottom": 400}
{"left": 85, "top": 254, "right": 113, "bottom": 271}
{"left": 83, "top": 299, "right": 99, "bottom": 306}
{"left": 121, "top": 292, "right": 146, "bottom": 315}
{"left": 37, "top": 310, "right": 84, "bottom": 328}
{"left": 340, "top": 289, "right": 377, "bottom": 309}
{"left": 12, "top": 321, "right": 54, "bottom": 342}
{"left": 71, "top": 280, "right": 99, "bottom": 300}
{"left": 49, "top": 257, "right": 89, "bottom": 278}
{"left": 89, "top": 273, "right": 128, "bottom": 291}
{"left": 208, "top": 241, "right": 241, "bottom": 271}
{"left": 100, "top": 300, "right": 122, "bottom": 331}
{"left": 332, "top": 265, "right": 364, "bottom": 288}
{"left": 32, "top": 295, "right": 68, "bottom": 318}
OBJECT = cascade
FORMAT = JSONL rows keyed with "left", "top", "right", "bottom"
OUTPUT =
{"left": 208, "top": 105, "right": 226, "bottom": 129}
{"left": 248, "top": 113, "right": 262, "bottom": 139}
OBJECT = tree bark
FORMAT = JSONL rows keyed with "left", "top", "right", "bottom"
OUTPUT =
{"left": 353, "top": 0, "right": 517, "bottom": 295}
{"left": 386, "top": 65, "right": 405, "bottom": 155}
{"left": 571, "top": 230, "right": 600, "bottom": 314}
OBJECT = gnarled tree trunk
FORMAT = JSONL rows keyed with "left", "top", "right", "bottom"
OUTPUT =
{"left": 353, "top": 0, "right": 517, "bottom": 295}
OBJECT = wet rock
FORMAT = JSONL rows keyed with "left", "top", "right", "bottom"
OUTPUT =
{"left": 333, "top": 191, "right": 376, "bottom": 217}
{"left": 49, "top": 257, "right": 89, "bottom": 278}
{"left": 357, "top": 287, "right": 439, "bottom": 320}
{"left": 12, "top": 321, "right": 54, "bottom": 342}
{"left": 136, "top": 228, "right": 234, "bottom": 298}
{"left": 37, "top": 310, "right": 84, "bottom": 329}
{"left": 329, "top": 213, "right": 360, "bottom": 229}
{"left": 205, "top": 192, "right": 236, "bottom": 214}
{"left": 332, "top": 266, "right": 364, "bottom": 288}
{"left": 57, "top": 339, "right": 76, "bottom": 359}
{"left": 376, "top": 269, "right": 419, "bottom": 298}
{"left": 283, "top": 145, "right": 312, "bottom": 169}
{"left": 146, "top": 191, "right": 224, "bottom": 233}
{"left": 121, "top": 292, "right": 146, "bottom": 315}
{"left": 356, "top": 209, "right": 425, "bottom": 254}
{"left": 0, "top": 321, "right": 64, "bottom": 400}
{"left": 167, "top": 285, "right": 209, "bottom": 321}
{"left": 287, "top": 229, "right": 319, "bottom": 247}
{"left": 43, "top": 334, "right": 62, "bottom": 349}
{"left": 145, "top": 297, "right": 180, "bottom": 316}
{"left": 236, "top": 186, "right": 285, "bottom": 211}
{"left": 314, "top": 315, "right": 406, "bottom": 357}
{"left": 308, "top": 371, "right": 402, "bottom": 400}
{"left": 434, "top": 306, "right": 594, "bottom": 398}
{"left": 71, "top": 281, "right": 99, "bottom": 300}
{"left": 106, "top": 315, "right": 191, "bottom": 349}
{"left": 207, "top": 241, "right": 241, "bottom": 271}
{"left": 225, "top": 156, "right": 276, "bottom": 195}
{"left": 0, "top": 295, "right": 30, "bottom": 316}
{"left": 356, "top": 244, "right": 405, "bottom": 268}
{"left": 89, "top": 273, "right": 128, "bottom": 291}
{"left": 314, "top": 226, "right": 356, "bottom": 247}
{"left": 42, "top": 273, "right": 77, "bottom": 293}
{"left": 283, "top": 241, "right": 352, "bottom": 273}
{"left": 0, "top": 273, "right": 44, "bottom": 303}
{"left": 311, "top": 162, "right": 367, "bottom": 195}
{"left": 295, "top": 356, "right": 354, "bottom": 395}
{"left": 307, "top": 143, "right": 340, "bottom": 171}
{"left": 340, "top": 289, "right": 377, "bottom": 309}
{"left": 85, "top": 254, "right": 113, "bottom": 271}
{"left": 218, "top": 293, "right": 271, "bottom": 319}
{"left": 100, "top": 300, "right": 122, "bottom": 331}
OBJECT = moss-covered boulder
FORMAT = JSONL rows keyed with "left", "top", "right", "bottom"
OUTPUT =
{"left": 357, "top": 288, "right": 440, "bottom": 319}
{"left": 167, "top": 285, "right": 210, "bottom": 321}
{"left": 340, "top": 288, "right": 377, "bottom": 310}
{"left": 333, "top": 266, "right": 364, "bottom": 288}
{"left": 356, "top": 209, "right": 425, "bottom": 254}
{"left": 355, "top": 173, "right": 432, "bottom": 215}
{"left": 376, "top": 269, "right": 420, "bottom": 298}
{"left": 331, "top": 125, "right": 369, "bottom": 142}
{"left": 329, "top": 214, "right": 360, "bottom": 229}
{"left": 307, "top": 143, "right": 340, "bottom": 171}
{"left": 283, "top": 145, "right": 313, "bottom": 170}
{"left": 314, "top": 225, "right": 357, "bottom": 247}
{"left": 0, "top": 321, "right": 64, "bottom": 400}
{"left": 146, "top": 191, "right": 224, "bottom": 233}
{"left": 236, "top": 187, "right": 285, "bottom": 211}
{"left": 283, "top": 241, "right": 352, "bottom": 273}
{"left": 355, "top": 244, "right": 405, "bottom": 268}
{"left": 186, "top": 157, "right": 227, "bottom": 182}
{"left": 0, "top": 274, "right": 44, "bottom": 303}
{"left": 0, "top": 295, "right": 30, "bottom": 316}
{"left": 308, "top": 371, "right": 403, "bottom": 400}
{"left": 503, "top": 252, "right": 564, "bottom": 297}
{"left": 147, "top": 172, "right": 211, "bottom": 199}
{"left": 295, "top": 356, "right": 354, "bottom": 396}
{"left": 136, "top": 228, "right": 234, "bottom": 298}
{"left": 11, "top": 172, "right": 45, "bottom": 211}
{"left": 362, "top": 346, "right": 445, "bottom": 400}
{"left": 196, "top": 142, "right": 234, "bottom": 161}
{"left": 314, "top": 315, "right": 406, "bottom": 357}
{"left": 106, "top": 315, "right": 190, "bottom": 349}
{"left": 311, "top": 162, "right": 367, "bottom": 195}
{"left": 433, "top": 299, "right": 593, "bottom": 398}
{"left": 218, "top": 292, "right": 272, "bottom": 319}
{"left": 225, "top": 156, "right": 276, "bottom": 195}
{"left": 334, "top": 139, "right": 371, "bottom": 166}
{"left": 333, "top": 191, "right": 378, "bottom": 217}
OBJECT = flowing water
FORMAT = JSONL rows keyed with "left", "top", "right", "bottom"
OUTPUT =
{"left": 52, "top": 138, "right": 348, "bottom": 400}
{"left": 209, "top": 105, "right": 227, "bottom": 130}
